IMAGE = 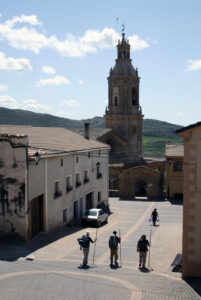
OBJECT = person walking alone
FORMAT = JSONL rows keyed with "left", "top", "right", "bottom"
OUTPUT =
{"left": 109, "top": 231, "right": 121, "bottom": 267}
{"left": 137, "top": 234, "right": 150, "bottom": 269}
{"left": 151, "top": 208, "right": 159, "bottom": 226}
{"left": 80, "top": 231, "right": 96, "bottom": 268}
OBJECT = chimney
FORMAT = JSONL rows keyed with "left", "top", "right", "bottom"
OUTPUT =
{"left": 84, "top": 123, "right": 90, "bottom": 139}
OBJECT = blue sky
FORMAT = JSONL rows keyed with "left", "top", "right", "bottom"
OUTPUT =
{"left": 0, "top": 0, "right": 201, "bottom": 126}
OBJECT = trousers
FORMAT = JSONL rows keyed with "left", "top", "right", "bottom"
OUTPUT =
{"left": 139, "top": 251, "right": 147, "bottom": 267}
{"left": 110, "top": 248, "right": 118, "bottom": 264}
{"left": 83, "top": 247, "right": 90, "bottom": 265}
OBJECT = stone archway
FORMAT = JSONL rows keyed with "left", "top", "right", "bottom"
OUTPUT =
{"left": 135, "top": 180, "right": 147, "bottom": 196}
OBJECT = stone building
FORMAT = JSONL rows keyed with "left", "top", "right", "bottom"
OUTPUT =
{"left": 97, "top": 31, "right": 165, "bottom": 198}
{"left": 0, "top": 125, "right": 110, "bottom": 240}
{"left": 177, "top": 122, "right": 201, "bottom": 278}
{"left": 99, "top": 31, "right": 143, "bottom": 163}
{"left": 165, "top": 144, "right": 184, "bottom": 200}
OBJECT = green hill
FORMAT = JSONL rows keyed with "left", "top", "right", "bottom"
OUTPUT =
{"left": 0, "top": 107, "right": 104, "bottom": 129}
{"left": 143, "top": 119, "right": 182, "bottom": 139}
{"left": 0, "top": 107, "right": 182, "bottom": 138}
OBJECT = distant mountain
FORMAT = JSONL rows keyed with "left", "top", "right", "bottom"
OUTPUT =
{"left": 143, "top": 119, "right": 183, "bottom": 139}
{"left": 0, "top": 107, "right": 104, "bottom": 129}
{"left": 0, "top": 107, "right": 182, "bottom": 139}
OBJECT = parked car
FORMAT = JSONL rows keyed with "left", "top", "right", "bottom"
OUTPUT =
{"left": 82, "top": 208, "right": 108, "bottom": 227}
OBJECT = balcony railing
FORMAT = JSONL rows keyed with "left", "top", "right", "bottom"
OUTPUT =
{"left": 97, "top": 172, "right": 102, "bottom": 179}
{"left": 84, "top": 177, "right": 90, "bottom": 184}
{"left": 66, "top": 186, "right": 73, "bottom": 193}
{"left": 76, "top": 181, "right": 82, "bottom": 188}
{"left": 54, "top": 191, "right": 62, "bottom": 199}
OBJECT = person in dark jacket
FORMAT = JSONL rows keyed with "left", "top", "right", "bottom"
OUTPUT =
{"left": 151, "top": 208, "right": 159, "bottom": 226}
{"left": 137, "top": 234, "right": 150, "bottom": 268}
{"left": 108, "top": 231, "right": 121, "bottom": 266}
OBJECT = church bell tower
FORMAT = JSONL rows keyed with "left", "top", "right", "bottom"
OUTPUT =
{"left": 105, "top": 29, "right": 143, "bottom": 163}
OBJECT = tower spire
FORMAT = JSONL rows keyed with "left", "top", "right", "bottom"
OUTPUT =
{"left": 121, "top": 23, "right": 125, "bottom": 41}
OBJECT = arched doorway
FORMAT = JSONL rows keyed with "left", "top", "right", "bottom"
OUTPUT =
{"left": 135, "top": 180, "right": 147, "bottom": 196}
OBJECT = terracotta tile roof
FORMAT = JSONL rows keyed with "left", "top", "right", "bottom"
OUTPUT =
{"left": 0, "top": 125, "right": 110, "bottom": 156}
{"left": 165, "top": 144, "right": 184, "bottom": 157}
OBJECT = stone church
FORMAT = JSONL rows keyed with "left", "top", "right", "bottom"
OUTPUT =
{"left": 98, "top": 31, "right": 143, "bottom": 163}
{"left": 97, "top": 31, "right": 165, "bottom": 198}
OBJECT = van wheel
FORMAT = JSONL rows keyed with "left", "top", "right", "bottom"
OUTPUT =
{"left": 105, "top": 217, "right": 108, "bottom": 224}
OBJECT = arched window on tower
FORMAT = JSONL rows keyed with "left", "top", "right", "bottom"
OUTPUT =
{"left": 113, "top": 87, "right": 119, "bottom": 106}
{"left": 123, "top": 51, "right": 126, "bottom": 59}
{"left": 118, "top": 51, "right": 121, "bottom": 59}
{"left": 132, "top": 88, "right": 137, "bottom": 106}
{"left": 114, "top": 96, "right": 118, "bottom": 106}
{"left": 127, "top": 52, "right": 130, "bottom": 59}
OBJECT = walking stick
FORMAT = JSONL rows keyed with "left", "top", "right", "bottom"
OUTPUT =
{"left": 93, "top": 228, "right": 98, "bottom": 265}
{"left": 148, "top": 230, "right": 152, "bottom": 268}
{"left": 119, "top": 228, "right": 122, "bottom": 267}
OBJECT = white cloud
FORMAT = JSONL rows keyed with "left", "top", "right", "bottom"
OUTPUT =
{"left": 5, "top": 14, "right": 41, "bottom": 27}
{"left": 78, "top": 80, "right": 84, "bottom": 85}
{"left": 0, "top": 52, "right": 32, "bottom": 71}
{"left": 60, "top": 99, "right": 80, "bottom": 107}
{"left": 22, "top": 98, "right": 51, "bottom": 112}
{"left": 42, "top": 65, "right": 56, "bottom": 74}
{"left": 36, "top": 75, "right": 70, "bottom": 87}
{"left": 186, "top": 59, "right": 201, "bottom": 71}
{"left": 0, "top": 84, "right": 8, "bottom": 91}
{"left": 177, "top": 112, "right": 184, "bottom": 117}
{"left": 128, "top": 35, "right": 149, "bottom": 51}
{"left": 57, "top": 111, "right": 83, "bottom": 119}
{"left": 0, "top": 15, "right": 149, "bottom": 56}
{"left": 0, "top": 95, "right": 18, "bottom": 108}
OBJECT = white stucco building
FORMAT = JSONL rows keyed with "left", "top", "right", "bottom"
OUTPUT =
{"left": 0, "top": 125, "right": 110, "bottom": 240}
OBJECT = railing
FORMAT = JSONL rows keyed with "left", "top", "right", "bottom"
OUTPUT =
{"left": 76, "top": 181, "right": 81, "bottom": 187}
{"left": 54, "top": 191, "right": 62, "bottom": 199}
{"left": 66, "top": 186, "right": 73, "bottom": 193}
{"left": 83, "top": 178, "right": 90, "bottom": 184}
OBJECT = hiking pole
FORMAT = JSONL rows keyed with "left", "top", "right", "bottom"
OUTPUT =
{"left": 93, "top": 228, "right": 98, "bottom": 265}
{"left": 148, "top": 230, "right": 152, "bottom": 268}
{"left": 119, "top": 228, "right": 122, "bottom": 267}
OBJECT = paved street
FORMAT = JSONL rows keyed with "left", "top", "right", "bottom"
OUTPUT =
{"left": 0, "top": 197, "right": 200, "bottom": 300}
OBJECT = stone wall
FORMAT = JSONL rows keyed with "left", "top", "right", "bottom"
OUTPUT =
{"left": 0, "top": 134, "right": 27, "bottom": 239}
{"left": 119, "top": 166, "right": 163, "bottom": 198}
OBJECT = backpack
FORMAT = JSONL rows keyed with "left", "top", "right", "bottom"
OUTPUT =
{"left": 109, "top": 234, "right": 118, "bottom": 249}
{"left": 77, "top": 235, "right": 89, "bottom": 248}
{"left": 138, "top": 239, "right": 148, "bottom": 252}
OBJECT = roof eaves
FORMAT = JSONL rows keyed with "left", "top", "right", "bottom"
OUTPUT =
{"left": 176, "top": 121, "right": 201, "bottom": 133}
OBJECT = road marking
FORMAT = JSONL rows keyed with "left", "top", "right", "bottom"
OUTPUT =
{"left": 96, "top": 202, "right": 155, "bottom": 264}
{"left": 0, "top": 270, "right": 142, "bottom": 300}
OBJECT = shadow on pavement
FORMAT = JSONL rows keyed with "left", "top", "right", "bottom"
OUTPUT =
{"left": 0, "top": 225, "right": 84, "bottom": 262}
{"left": 119, "top": 197, "right": 166, "bottom": 202}
{"left": 168, "top": 199, "right": 183, "bottom": 205}
{"left": 118, "top": 197, "right": 183, "bottom": 207}
{"left": 185, "top": 278, "right": 201, "bottom": 296}
{"left": 138, "top": 267, "right": 150, "bottom": 273}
